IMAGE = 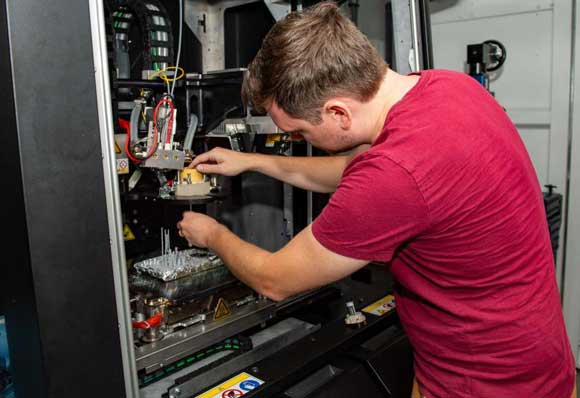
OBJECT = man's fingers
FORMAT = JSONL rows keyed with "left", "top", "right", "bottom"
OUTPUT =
{"left": 196, "top": 163, "right": 221, "bottom": 174}
{"left": 190, "top": 148, "right": 224, "bottom": 168}
{"left": 190, "top": 151, "right": 214, "bottom": 168}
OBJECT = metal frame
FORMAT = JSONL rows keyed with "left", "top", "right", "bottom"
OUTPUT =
{"left": 89, "top": 0, "right": 141, "bottom": 395}
{"left": 389, "top": 0, "right": 433, "bottom": 74}
{"left": 2, "top": 1, "right": 128, "bottom": 397}
{"left": 563, "top": 0, "right": 580, "bottom": 367}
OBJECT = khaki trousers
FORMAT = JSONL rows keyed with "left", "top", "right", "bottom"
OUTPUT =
{"left": 411, "top": 377, "right": 578, "bottom": 398}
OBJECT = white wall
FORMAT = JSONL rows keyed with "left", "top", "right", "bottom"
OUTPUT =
{"left": 430, "top": 0, "right": 574, "bottom": 292}
{"left": 563, "top": 0, "right": 580, "bottom": 367}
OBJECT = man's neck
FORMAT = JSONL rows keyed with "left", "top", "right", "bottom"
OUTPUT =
{"left": 367, "top": 69, "right": 420, "bottom": 143}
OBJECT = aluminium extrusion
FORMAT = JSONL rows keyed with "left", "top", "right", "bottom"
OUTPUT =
{"left": 88, "top": 0, "right": 140, "bottom": 396}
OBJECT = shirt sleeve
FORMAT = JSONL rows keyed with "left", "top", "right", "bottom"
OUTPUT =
{"left": 312, "top": 152, "right": 431, "bottom": 262}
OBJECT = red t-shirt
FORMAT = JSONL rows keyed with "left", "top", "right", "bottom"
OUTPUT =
{"left": 312, "top": 70, "right": 575, "bottom": 397}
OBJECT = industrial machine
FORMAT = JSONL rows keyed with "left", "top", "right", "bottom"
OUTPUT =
{"left": 466, "top": 39, "right": 507, "bottom": 94}
{"left": 2, "top": 1, "right": 433, "bottom": 397}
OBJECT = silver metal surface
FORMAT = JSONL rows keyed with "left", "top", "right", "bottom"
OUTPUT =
{"left": 136, "top": 299, "right": 276, "bottom": 373}
{"left": 409, "top": 0, "right": 422, "bottom": 72}
{"left": 141, "top": 149, "right": 185, "bottom": 170}
{"left": 390, "top": 0, "right": 419, "bottom": 74}
{"left": 184, "top": 1, "right": 262, "bottom": 72}
{"left": 134, "top": 249, "right": 223, "bottom": 282}
{"left": 263, "top": 0, "right": 291, "bottom": 21}
{"left": 88, "top": 0, "right": 139, "bottom": 395}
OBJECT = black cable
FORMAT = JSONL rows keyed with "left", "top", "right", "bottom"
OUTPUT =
{"left": 203, "top": 106, "right": 241, "bottom": 134}
{"left": 484, "top": 40, "right": 507, "bottom": 72}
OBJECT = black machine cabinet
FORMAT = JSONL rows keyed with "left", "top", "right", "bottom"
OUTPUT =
{"left": 1, "top": 1, "right": 126, "bottom": 397}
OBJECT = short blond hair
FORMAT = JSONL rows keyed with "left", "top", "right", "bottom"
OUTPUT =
{"left": 242, "top": 2, "right": 388, "bottom": 123}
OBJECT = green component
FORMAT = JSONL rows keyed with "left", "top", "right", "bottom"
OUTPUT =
{"left": 232, "top": 345, "right": 240, "bottom": 350}
{"left": 207, "top": 348, "right": 215, "bottom": 353}
{"left": 177, "top": 360, "right": 185, "bottom": 368}
{"left": 224, "top": 344, "right": 231, "bottom": 349}
{"left": 197, "top": 352, "right": 205, "bottom": 358}
{"left": 166, "top": 366, "right": 175, "bottom": 372}
{"left": 187, "top": 357, "right": 196, "bottom": 363}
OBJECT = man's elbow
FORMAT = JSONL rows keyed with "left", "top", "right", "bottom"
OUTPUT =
{"left": 258, "top": 281, "right": 291, "bottom": 302}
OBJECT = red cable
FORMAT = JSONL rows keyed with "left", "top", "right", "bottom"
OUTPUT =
{"left": 132, "top": 313, "right": 163, "bottom": 329}
{"left": 119, "top": 118, "right": 142, "bottom": 163}
{"left": 120, "top": 98, "right": 173, "bottom": 164}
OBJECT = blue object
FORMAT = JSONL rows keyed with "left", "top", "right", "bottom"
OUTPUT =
{"left": 0, "top": 317, "right": 9, "bottom": 369}
{"left": 240, "top": 380, "right": 260, "bottom": 391}
{"left": 471, "top": 73, "right": 486, "bottom": 87}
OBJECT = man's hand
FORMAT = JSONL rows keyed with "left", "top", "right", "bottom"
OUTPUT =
{"left": 177, "top": 211, "right": 223, "bottom": 248}
{"left": 189, "top": 147, "right": 253, "bottom": 176}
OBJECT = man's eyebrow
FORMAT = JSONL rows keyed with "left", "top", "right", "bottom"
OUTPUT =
{"left": 284, "top": 129, "right": 302, "bottom": 135}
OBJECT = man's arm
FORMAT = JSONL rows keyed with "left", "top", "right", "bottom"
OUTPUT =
{"left": 190, "top": 146, "right": 368, "bottom": 193}
{"left": 177, "top": 212, "right": 368, "bottom": 300}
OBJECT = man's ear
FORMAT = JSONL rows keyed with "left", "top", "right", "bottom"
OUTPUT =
{"left": 323, "top": 100, "right": 352, "bottom": 130}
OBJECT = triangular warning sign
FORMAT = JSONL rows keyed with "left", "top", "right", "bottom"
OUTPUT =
{"left": 114, "top": 139, "right": 122, "bottom": 154}
{"left": 213, "top": 298, "right": 231, "bottom": 321}
{"left": 123, "top": 224, "right": 136, "bottom": 241}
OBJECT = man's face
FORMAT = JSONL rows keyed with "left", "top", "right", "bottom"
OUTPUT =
{"left": 267, "top": 102, "right": 358, "bottom": 154}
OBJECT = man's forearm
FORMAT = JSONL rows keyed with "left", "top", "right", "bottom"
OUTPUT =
{"left": 248, "top": 154, "right": 349, "bottom": 193}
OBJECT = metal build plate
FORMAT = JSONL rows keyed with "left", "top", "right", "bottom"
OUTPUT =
{"left": 129, "top": 266, "right": 236, "bottom": 303}
{"left": 135, "top": 299, "right": 277, "bottom": 373}
{"left": 135, "top": 289, "right": 328, "bottom": 374}
{"left": 141, "top": 149, "right": 185, "bottom": 170}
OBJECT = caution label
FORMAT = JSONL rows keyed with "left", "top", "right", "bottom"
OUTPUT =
{"left": 213, "top": 298, "right": 231, "bottom": 321}
{"left": 195, "top": 372, "right": 264, "bottom": 398}
{"left": 114, "top": 138, "right": 123, "bottom": 154}
{"left": 265, "top": 134, "right": 282, "bottom": 147}
{"left": 123, "top": 224, "right": 136, "bottom": 241}
{"left": 116, "top": 158, "right": 129, "bottom": 174}
{"left": 362, "top": 294, "right": 396, "bottom": 316}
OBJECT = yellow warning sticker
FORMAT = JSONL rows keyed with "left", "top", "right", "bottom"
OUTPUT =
{"left": 123, "top": 224, "right": 136, "bottom": 241}
{"left": 265, "top": 134, "right": 282, "bottom": 147}
{"left": 213, "top": 298, "right": 231, "bottom": 321}
{"left": 116, "top": 158, "right": 129, "bottom": 175}
{"left": 114, "top": 138, "right": 123, "bottom": 154}
{"left": 194, "top": 372, "right": 264, "bottom": 398}
{"left": 362, "top": 294, "right": 396, "bottom": 316}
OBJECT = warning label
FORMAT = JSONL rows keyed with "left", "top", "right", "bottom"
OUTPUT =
{"left": 114, "top": 138, "right": 123, "bottom": 154}
{"left": 195, "top": 372, "right": 264, "bottom": 398}
{"left": 213, "top": 298, "right": 231, "bottom": 321}
{"left": 221, "top": 389, "right": 242, "bottom": 398}
{"left": 265, "top": 134, "right": 282, "bottom": 147}
{"left": 362, "top": 295, "right": 396, "bottom": 316}
{"left": 116, "top": 158, "right": 129, "bottom": 174}
{"left": 123, "top": 224, "right": 136, "bottom": 241}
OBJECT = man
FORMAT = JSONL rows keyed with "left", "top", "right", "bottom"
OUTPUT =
{"left": 177, "top": 3, "right": 576, "bottom": 397}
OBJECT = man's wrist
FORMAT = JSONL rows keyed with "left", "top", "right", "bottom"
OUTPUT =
{"left": 243, "top": 152, "right": 261, "bottom": 173}
{"left": 207, "top": 222, "right": 228, "bottom": 250}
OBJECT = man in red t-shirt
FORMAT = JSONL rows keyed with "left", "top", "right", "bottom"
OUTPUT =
{"left": 178, "top": 3, "right": 576, "bottom": 397}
